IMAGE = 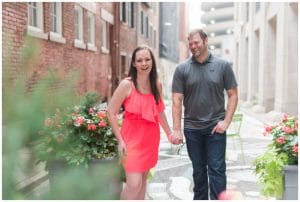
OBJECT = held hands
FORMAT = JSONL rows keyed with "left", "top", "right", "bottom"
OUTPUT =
{"left": 167, "top": 130, "right": 183, "bottom": 145}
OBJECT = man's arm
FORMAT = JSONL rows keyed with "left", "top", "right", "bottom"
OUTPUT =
{"left": 172, "top": 92, "right": 184, "bottom": 139}
{"left": 224, "top": 88, "right": 238, "bottom": 124}
{"left": 211, "top": 87, "right": 238, "bottom": 134}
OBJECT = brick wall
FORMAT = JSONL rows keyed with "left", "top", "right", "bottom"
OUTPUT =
{"left": 2, "top": 2, "right": 112, "bottom": 100}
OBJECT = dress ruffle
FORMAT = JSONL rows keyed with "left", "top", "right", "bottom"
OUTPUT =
{"left": 123, "top": 86, "right": 165, "bottom": 123}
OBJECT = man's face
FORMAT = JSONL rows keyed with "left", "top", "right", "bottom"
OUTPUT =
{"left": 188, "top": 33, "right": 208, "bottom": 57}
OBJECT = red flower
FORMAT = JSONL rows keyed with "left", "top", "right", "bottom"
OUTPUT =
{"left": 87, "top": 123, "right": 97, "bottom": 131}
{"left": 263, "top": 126, "right": 273, "bottom": 136}
{"left": 98, "top": 121, "right": 107, "bottom": 128}
{"left": 97, "top": 111, "right": 106, "bottom": 119}
{"left": 282, "top": 113, "right": 289, "bottom": 122}
{"left": 281, "top": 126, "right": 294, "bottom": 134}
{"left": 276, "top": 136, "right": 286, "bottom": 144}
{"left": 292, "top": 145, "right": 298, "bottom": 153}
{"left": 89, "top": 107, "right": 94, "bottom": 114}
{"left": 75, "top": 116, "right": 84, "bottom": 126}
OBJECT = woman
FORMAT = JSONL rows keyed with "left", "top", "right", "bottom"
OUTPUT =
{"left": 107, "top": 46, "right": 182, "bottom": 199}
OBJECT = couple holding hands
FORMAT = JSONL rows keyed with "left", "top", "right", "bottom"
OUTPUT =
{"left": 107, "top": 29, "right": 238, "bottom": 200}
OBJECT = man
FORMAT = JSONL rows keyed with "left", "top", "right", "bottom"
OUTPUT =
{"left": 172, "top": 29, "right": 238, "bottom": 200}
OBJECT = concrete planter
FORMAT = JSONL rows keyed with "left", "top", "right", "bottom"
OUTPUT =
{"left": 47, "top": 158, "right": 122, "bottom": 199}
{"left": 282, "top": 165, "right": 298, "bottom": 200}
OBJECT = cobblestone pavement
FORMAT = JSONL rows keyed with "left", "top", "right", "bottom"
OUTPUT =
{"left": 146, "top": 100, "right": 276, "bottom": 200}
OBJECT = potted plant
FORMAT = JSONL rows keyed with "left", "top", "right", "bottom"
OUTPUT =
{"left": 35, "top": 92, "right": 122, "bottom": 199}
{"left": 253, "top": 113, "right": 298, "bottom": 199}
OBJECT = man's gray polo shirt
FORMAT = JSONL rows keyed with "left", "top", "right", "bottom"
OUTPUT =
{"left": 172, "top": 52, "right": 238, "bottom": 129}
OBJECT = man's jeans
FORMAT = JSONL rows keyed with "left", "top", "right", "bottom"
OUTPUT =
{"left": 184, "top": 126, "right": 226, "bottom": 200}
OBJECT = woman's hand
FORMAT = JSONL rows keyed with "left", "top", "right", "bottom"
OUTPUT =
{"left": 117, "top": 139, "right": 127, "bottom": 163}
{"left": 167, "top": 131, "right": 183, "bottom": 145}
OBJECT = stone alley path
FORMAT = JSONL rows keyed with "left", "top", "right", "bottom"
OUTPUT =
{"left": 146, "top": 100, "right": 274, "bottom": 200}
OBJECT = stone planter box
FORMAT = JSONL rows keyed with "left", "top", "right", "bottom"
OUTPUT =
{"left": 282, "top": 165, "right": 298, "bottom": 200}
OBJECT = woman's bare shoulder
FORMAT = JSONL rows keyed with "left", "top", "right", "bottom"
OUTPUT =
{"left": 116, "top": 78, "right": 132, "bottom": 97}
{"left": 119, "top": 78, "right": 131, "bottom": 88}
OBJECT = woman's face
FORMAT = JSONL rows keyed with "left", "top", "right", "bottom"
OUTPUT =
{"left": 133, "top": 49, "right": 153, "bottom": 75}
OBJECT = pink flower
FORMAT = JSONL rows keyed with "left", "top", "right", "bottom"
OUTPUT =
{"left": 44, "top": 118, "right": 53, "bottom": 127}
{"left": 87, "top": 124, "right": 97, "bottom": 131}
{"left": 263, "top": 126, "right": 273, "bottom": 136}
{"left": 98, "top": 121, "right": 107, "bottom": 128}
{"left": 89, "top": 108, "right": 94, "bottom": 114}
{"left": 218, "top": 190, "right": 243, "bottom": 200}
{"left": 281, "top": 126, "right": 294, "bottom": 134}
{"left": 75, "top": 116, "right": 84, "bottom": 126}
{"left": 276, "top": 136, "right": 286, "bottom": 144}
{"left": 97, "top": 111, "right": 106, "bottom": 119}
{"left": 282, "top": 113, "right": 289, "bottom": 122}
{"left": 292, "top": 145, "right": 298, "bottom": 153}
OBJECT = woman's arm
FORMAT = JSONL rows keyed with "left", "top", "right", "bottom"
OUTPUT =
{"left": 107, "top": 79, "right": 131, "bottom": 157}
{"left": 157, "top": 81, "right": 182, "bottom": 144}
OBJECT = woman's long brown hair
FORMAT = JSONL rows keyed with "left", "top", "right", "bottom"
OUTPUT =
{"left": 128, "top": 45, "right": 160, "bottom": 104}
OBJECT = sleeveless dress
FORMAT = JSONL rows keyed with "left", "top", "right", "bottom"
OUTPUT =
{"left": 120, "top": 82, "right": 165, "bottom": 172}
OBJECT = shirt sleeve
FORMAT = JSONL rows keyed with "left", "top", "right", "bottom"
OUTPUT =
{"left": 224, "top": 62, "right": 238, "bottom": 90}
{"left": 172, "top": 65, "right": 185, "bottom": 94}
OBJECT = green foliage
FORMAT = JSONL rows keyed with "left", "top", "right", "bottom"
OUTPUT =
{"left": 254, "top": 114, "right": 298, "bottom": 199}
{"left": 35, "top": 92, "right": 119, "bottom": 168}
{"left": 253, "top": 147, "right": 289, "bottom": 199}
{"left": 3, "top": 36, "right": 120, "bottom": 200}
{"left": 2, "top": 36, "right": 78, "bottom": 199}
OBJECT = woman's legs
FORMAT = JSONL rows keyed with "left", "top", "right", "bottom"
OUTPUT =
{"left": 137, "top": 171, "right": 148, "bottom": 199}
{"left": 121, "top": 171, "right": 148, "bottom": 200}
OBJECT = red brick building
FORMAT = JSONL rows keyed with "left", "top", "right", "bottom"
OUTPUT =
{"left": 118, "top": 2, "right": 159, "bottom": 80}
{"left": 2, "top": 2, "right": 159, "bottom": 101}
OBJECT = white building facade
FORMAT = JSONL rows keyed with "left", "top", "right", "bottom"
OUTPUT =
{"left": 201, "top": 2, "right": 235, "bottom": 64}
{"left": 234, "top": 2, "right": 298, "bottom": 115}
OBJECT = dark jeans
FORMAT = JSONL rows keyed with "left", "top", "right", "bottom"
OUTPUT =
{"left": 184, "top": 126, "right": 226, "bottom": 200}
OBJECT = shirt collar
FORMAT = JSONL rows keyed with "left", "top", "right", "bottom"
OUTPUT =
{"left": 190, "top": 51, "right": 212, "bottom": 64}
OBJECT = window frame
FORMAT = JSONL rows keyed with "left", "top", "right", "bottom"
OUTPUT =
{"left": 49, "top": 2, "right": 66, "bottom": 44}
{"left": 101, "top": 19, "right": 109, "bottom": 54}
{"left": 74, "top": 5, "right": 85, "bottom": 49}
{"left": 27, "top": 2, "right": 48, "bottom": 39}
{"left": 87, "top": 11, "right": 97, "bottom": 51}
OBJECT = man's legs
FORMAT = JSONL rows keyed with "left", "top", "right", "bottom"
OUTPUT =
{"left": 184, "top": 128, "right": 209, "bottom": 200}
{"left": 207, "top": 132, "right": 227, "bottom": 200}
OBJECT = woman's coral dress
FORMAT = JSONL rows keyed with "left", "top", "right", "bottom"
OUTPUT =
{"left": 120, "top": 82, "right": 165, "bottom": 172}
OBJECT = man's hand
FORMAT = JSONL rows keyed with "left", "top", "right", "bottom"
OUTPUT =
{"left": 211, "top": 120, "right": 230, "bottom": 134}
{"left": 167, "top": 130, "right": 183, "bottom": 145}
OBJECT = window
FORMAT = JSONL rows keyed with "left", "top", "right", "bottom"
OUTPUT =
{"left": 255, "top": 2, "right": 261, "bottom": 13}
{"left": 121, "top": 55, "right": 126, "bottom": 78}
{"left": 28, "top": 2, "right": 38, "bottom": 27}
{"left": 149, "top": 25, "right": 153, "bottom": 45}
{"left": 153, "top": 29, "right": 157, "bottom": 49}
{"left": 140, "top": 11, "right": 144, "bottom": 35}
{"left": 101, "top": 8, "right": 113, "bottom": 54}
{"left": 101, "top": 19, "right": 109, "bottom": 53}
{"left": 145, "top": 16, "right": 149, "bottom": 38}
{"left": 87, "top": 12, "right": 97, "bottom": 51}
{"left": 74, "top": 5, "right": 85, "bottom": 49}
{"left": 120, "top": 2, "right": 126, "bottom": 23}
{"left": 129, "top": 3, "right": 135, "bottom": 28}
{"left": 49, "top": 2, "right": 65, "bottom": 43}
{"left": 27, "top": 2, "right": 47, "bottom": 39}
